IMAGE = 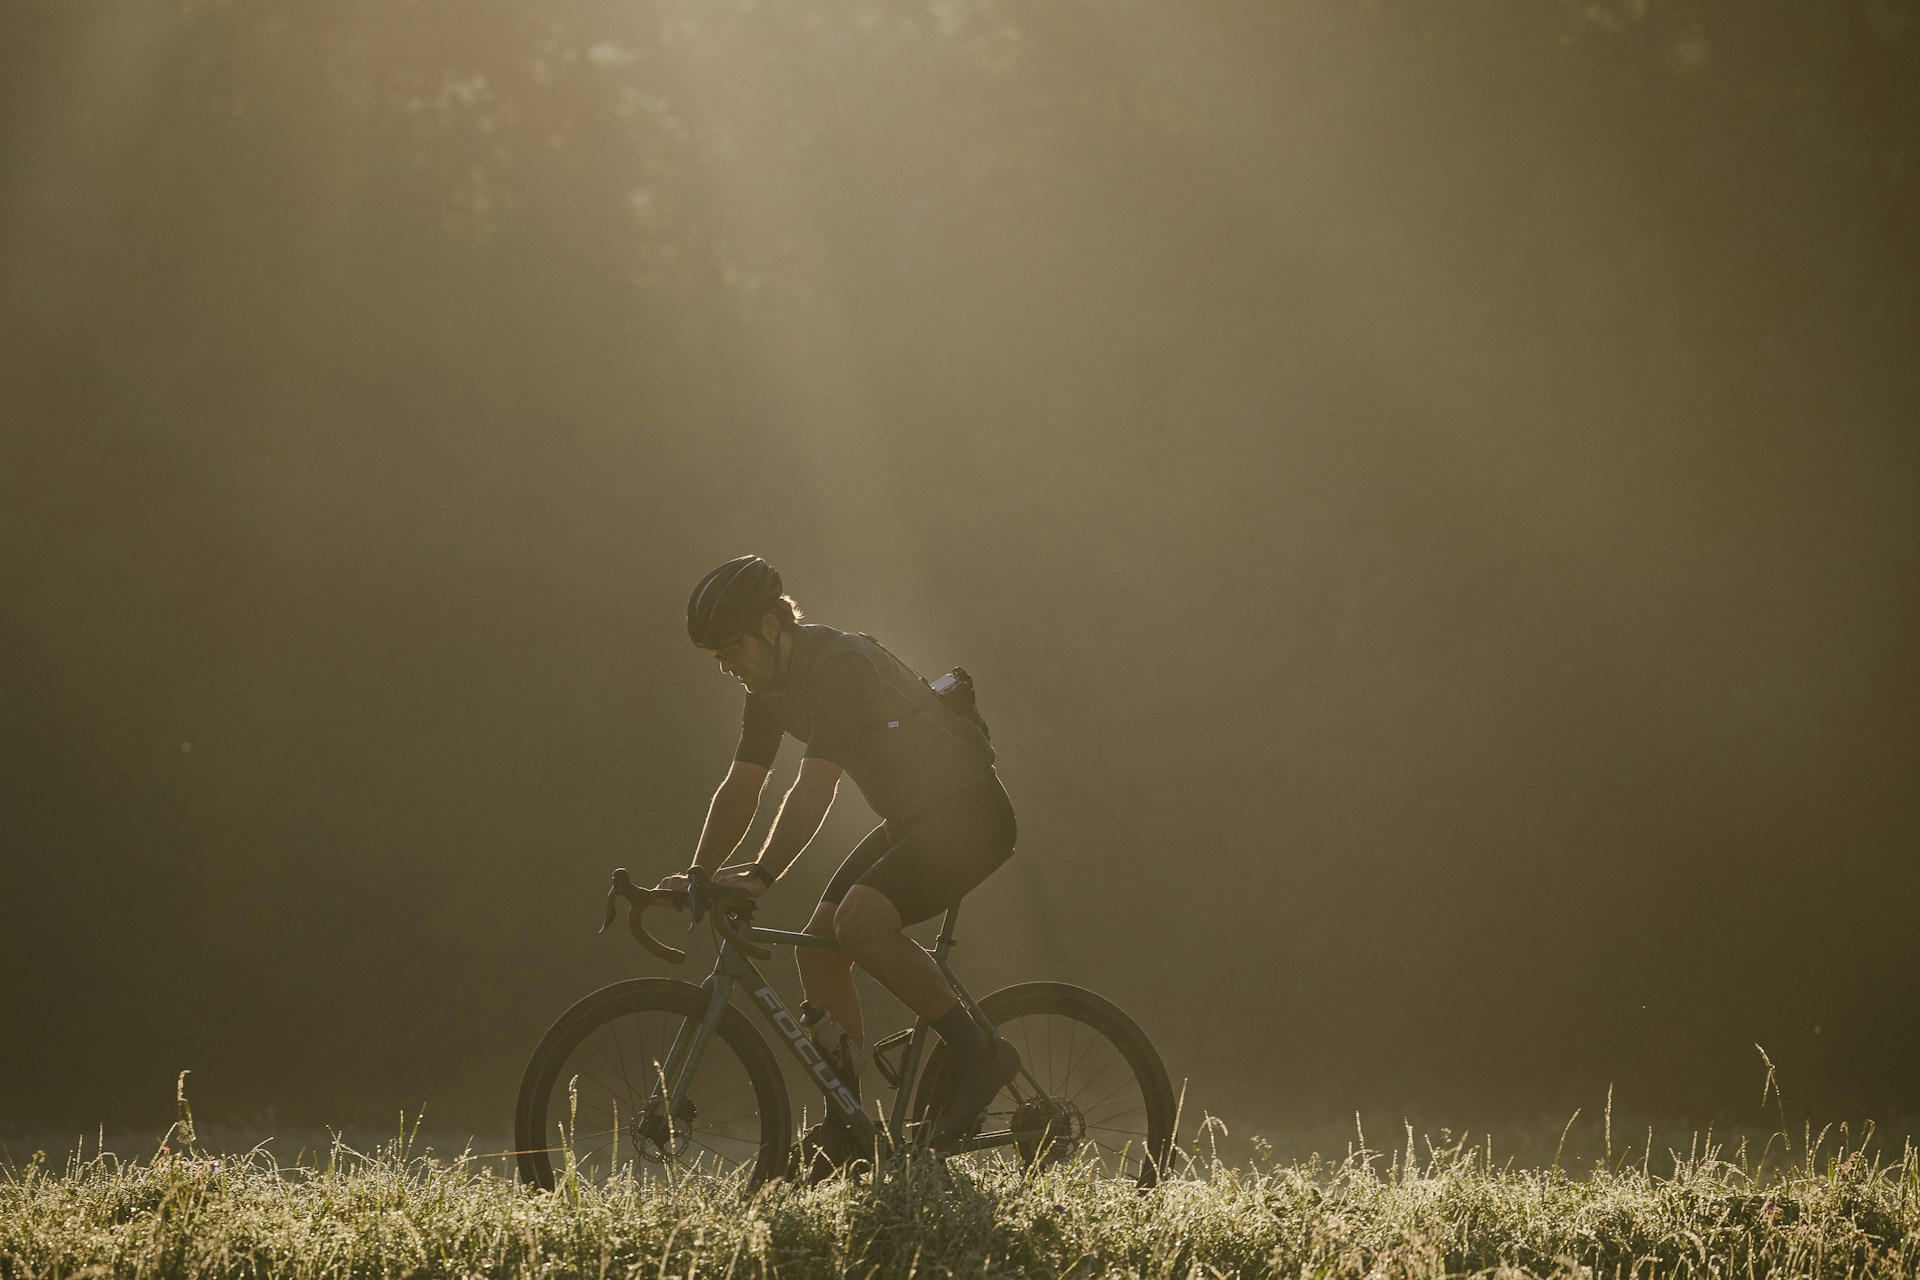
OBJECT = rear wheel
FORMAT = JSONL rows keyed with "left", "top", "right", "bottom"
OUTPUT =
{"left": 911, "top": 982, "right": 1175, "bottom": 1185}
{"left": 514, "top": 979, "right": 791, "bottom": 1189}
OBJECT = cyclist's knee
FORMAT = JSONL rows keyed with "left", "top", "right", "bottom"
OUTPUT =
{"left": 833, "top": 887, "right": 901, "bottom": 954}
{"left": 799, "top": 901, "right": 852, "bottom": 974}
{"left": 803, "top": 900, "right": 839, "bottom": 938}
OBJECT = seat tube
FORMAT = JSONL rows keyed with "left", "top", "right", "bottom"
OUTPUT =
{"left": 935, "top": 955, "right": 990, "bottom": 1027}
{"left": 887, "top": 1020, "right": 934, "bottom": 1134}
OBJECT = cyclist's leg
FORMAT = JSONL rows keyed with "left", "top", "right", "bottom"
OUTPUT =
{"left": 835, "top": 776, "right": 1020, "bottom": 1139}
{"left": 796, "top": 821, "right": 894, "bottom": 1050}
{"left": 833, "top": 774, "right": 1017, "bottom": 1019}
{"left": 833, "top": 888, "right": 959, "bottom": 1018}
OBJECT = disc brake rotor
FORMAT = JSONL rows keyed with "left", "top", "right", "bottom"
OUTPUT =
{"left": 631, "top": 1098, "right": 699, "bottom": 1162}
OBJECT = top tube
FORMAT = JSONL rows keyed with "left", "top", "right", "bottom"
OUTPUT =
{"left": 744, "top": 925, "right": 839, "bottom": 950}
{"left": 733, "top": 903, "right": 961, "bottom": 956}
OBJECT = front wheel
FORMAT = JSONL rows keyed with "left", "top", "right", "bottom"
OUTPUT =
{"left": 514, "top": 978, "right": 792, "bottom": 1189}
{"left": 912, "top": 982, "right": 1176, "bottom": 1185}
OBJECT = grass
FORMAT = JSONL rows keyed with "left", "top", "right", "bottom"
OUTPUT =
{"left": 5, "top": 1108, "right": 1920, "bottom": 1280}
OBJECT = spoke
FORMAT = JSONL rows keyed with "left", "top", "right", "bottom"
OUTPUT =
{"left": 627, "top": 1012, "right": 661, "bottom": 1062}
{"left": 1059, "top": 1016, "right": 1075, "bottom": 1097}
{"left": 556, "top": 1065, "right": 631, "bottom": 1112}
{"left": 1088, "top": 1122, "right": 1151, "bottom": 1138}
{"left": 691, "top": 1076, "right": 756, "bottom": 1113}
{"left": 626, "top": 1012, "right": 676, "bottom": 1089}
{"left": 563, "top": 1050, "right": 672, "bottom": 1117}
{"left": 690, "top": 1129, "right": 763, "bottom": 1153}
{"left": 1057, "top": 1019, "right": 1105, "bottom": 1093}
{"left": 566, "top": 1137, "right": 615, "bottom": 1176}
{"left": 1074, "top": 1070, "right": 1143, "bottom": 1121}
{"left": 604, "top": 1020, "right": 641, "bottom": 1099}
{"left": 565, "top": 1096, "right": 617, "bottom": 1123}
{"left": 607, "top": 1013, "right": 655, "bottom": 1110}
{"left": 1081, "top": 1080, "right": 1148, "bottom": 1114}
{"left": 701, "top": 1107, "right": 765, "bottom": 1129}
{"left": 1064, "top": 1048, "right": 1126, "bottom": 1101}
{"left": 698, "top": 1133, "right": 766, "bottom": 1154}
{"left": 689, "top": 1135, "right": 753, "bottom": 1168}
{"left": 561, "top": 1064, "right": 628, "bottom": 1105}
{"left": 639, "top": 1056, "right": 674, "bottom": 1104}
{"left": 554, "top": 1098, "right": 619, "bottom": 1134}
{"left": 1082, "top": 1101, "right": 1150, "bottom": 1128}
{"left": 635, "top": 1034, "right": 679, "bottom": 1109}
{"left": 588, "top": 1033, "right": 643, "bottom": 1101}
{"left": 1017, "top": 1016, "right": 1040, "bottom": 1091}
{"left": 570, "top": 1129, "right": 620, "bottom": 1151}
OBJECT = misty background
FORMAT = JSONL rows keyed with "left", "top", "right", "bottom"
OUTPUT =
{"left": 3, "top": 0, "right": 1916, "bottom": 1149}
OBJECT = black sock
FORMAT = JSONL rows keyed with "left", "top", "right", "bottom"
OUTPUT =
{"left": 931, "top": 1001, "right": 993, "bottom": 1065}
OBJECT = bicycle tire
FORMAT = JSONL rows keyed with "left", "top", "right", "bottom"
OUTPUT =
{"left": 514, "top": 978, "right": 791, "bottom": 1189}
{"left": 910, "top": 982, "right": 1176, "bottom": 1186}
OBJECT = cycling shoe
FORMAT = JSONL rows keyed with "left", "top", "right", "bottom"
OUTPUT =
{"left": 791, "top": 1119, "right": 869, "bottom": 1185}
{"left": 931, "top": 1038, "right": 1020, "bottom": 1146}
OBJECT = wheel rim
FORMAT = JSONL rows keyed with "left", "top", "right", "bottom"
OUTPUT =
{"left": 531, "top": 1005, "right": 770, "bottom": 1184}
{"left": 961, "top": 1010, "right": 1163, "bottom": 1182}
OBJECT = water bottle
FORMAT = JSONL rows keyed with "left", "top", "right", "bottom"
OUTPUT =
{"left": 799, "top": 1001, "right": 867, "bottom": 1082}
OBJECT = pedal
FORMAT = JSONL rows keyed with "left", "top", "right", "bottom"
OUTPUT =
{"left": 870, "top": 1028, "right": 914, "bottom": 1089}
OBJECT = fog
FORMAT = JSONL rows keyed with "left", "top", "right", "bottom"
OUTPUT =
{"left": 3, "top": 0, "right": 1916, "bottom": 1147}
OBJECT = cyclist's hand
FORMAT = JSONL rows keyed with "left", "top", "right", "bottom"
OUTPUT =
{"left": 712, "top": 865, "right": 770, "bottom": 899}
{"left": 653, "top": 871, "right": 691, "bottom": 896}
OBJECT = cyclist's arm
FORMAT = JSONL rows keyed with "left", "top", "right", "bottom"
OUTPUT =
{"left": 684, "top": 691, "right": 787, "bottom": 877}
{"left": 754, "top": 757, "right": 842, "bottom": 880}
{"left": 689, "top": 761, "right": 770, "bottom": 874}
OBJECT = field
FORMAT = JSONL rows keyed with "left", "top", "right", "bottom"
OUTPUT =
{"left": 6, "top": 1113, "right": 1919, "bottom": 1280}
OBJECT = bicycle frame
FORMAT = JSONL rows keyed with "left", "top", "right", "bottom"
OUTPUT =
{"left": 644, "top": 906, "right": 1050, "bottom": 1158}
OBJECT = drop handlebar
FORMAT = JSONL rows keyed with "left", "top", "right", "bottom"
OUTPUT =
{"left": 599, "top": 866, "right": 770, "bottom": 963}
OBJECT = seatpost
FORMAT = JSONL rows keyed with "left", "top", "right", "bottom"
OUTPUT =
{"left": 934, "top": 904, "right": 960, "bottom": 953}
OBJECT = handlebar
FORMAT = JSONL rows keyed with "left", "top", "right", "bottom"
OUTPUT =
{"left": 599, "top": 867, "right": 770, "bottom": 963}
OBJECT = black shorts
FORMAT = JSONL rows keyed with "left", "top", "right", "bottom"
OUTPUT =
{"left": 819, "top": 773, "right": 1017, "bottom": 926}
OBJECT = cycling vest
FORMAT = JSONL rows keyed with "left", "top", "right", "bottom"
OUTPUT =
{"left": 759, "top": 625, "right": 995, "bottom": 822}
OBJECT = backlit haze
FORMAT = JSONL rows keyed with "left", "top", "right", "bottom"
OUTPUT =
{"left": 3, "top": 0, "right": 1916, "bottom": 1150}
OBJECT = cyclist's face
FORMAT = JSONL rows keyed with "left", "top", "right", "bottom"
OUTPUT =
{"left": 710, "top": 619, "right": 779, "bottom": 691}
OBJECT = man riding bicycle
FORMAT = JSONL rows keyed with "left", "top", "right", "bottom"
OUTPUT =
{"left": 660, "top": 555, "right": 1022, "bottom": 1176}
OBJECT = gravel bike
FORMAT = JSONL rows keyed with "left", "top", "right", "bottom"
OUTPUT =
{"left": 514, "top": 866, "right": 1174, "bottom": 1188}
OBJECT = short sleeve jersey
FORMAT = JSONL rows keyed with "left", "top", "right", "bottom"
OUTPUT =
{"left": 735, "top": 649, "right": 879, "bottom": 769}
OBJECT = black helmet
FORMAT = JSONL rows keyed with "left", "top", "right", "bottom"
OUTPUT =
{"left": 687, "top": 555, "right": 784, "bottom": 648}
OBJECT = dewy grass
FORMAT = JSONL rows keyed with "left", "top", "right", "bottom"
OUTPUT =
{"left": 4, "top": 1116, "right": 1919, "bottom": 1279}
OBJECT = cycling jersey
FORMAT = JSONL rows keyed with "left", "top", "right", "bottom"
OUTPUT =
{"left": 734, "top": 624, "right": 995, "bottom": 823}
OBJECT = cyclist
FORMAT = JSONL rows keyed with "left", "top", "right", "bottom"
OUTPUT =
{"left": 660, "top": 555, "right": 1021, "bottom": 1177}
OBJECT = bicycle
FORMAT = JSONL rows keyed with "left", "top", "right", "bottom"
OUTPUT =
{"left": 514, "top": 866, "right": 1175, "bottom": 1188}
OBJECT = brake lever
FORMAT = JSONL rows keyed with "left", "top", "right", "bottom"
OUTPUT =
{"left": 601, "top": 867, "right": 688, "bottom": 965}
{"left": 599, "top": 869, "right": 633, "bottom": 934}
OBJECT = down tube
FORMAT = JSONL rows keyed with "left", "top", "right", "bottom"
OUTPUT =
{"left": 723, "top": 951, "right": 874, "bottom": 1134}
